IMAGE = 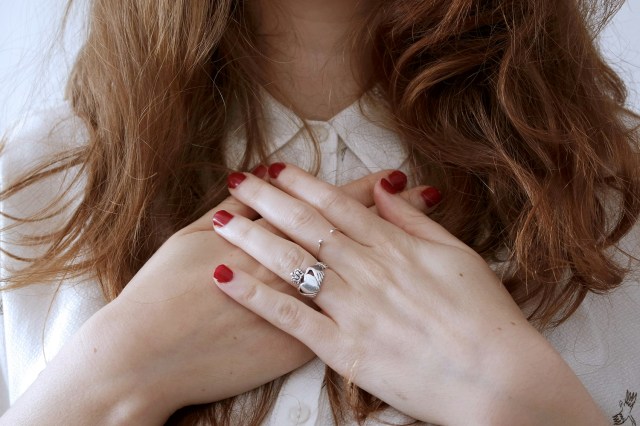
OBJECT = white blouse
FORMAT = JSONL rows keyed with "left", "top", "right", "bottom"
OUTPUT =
{"left": 1, "top": 93, "right": 639, "bottom": 425}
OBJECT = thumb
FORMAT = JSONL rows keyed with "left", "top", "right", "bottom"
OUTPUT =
{"left": 373, "top": 181, "right": 455, "bottom": 246}
{"left": 339, "top": 170, "right": 401, "bottom": 207}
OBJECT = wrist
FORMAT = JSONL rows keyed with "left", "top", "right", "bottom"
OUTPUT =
{"left": 77, "top": 302, "right": 178, "bottom": 424}
{"left": 3, "top": 303, "right": 176, "bottom": 425}
{"left": 465, "top": 326, "right": 607, "bottom": 426}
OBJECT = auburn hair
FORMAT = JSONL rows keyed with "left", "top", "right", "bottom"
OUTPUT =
{"left": 2, "top": 0, "right": 639, "bottom": 424}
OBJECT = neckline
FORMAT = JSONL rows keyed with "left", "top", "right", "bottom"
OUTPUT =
{"left": 260, "top": 85, "right": 384, "bottom": 125}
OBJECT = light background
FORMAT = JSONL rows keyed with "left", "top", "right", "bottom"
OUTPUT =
{"left": 0, "top": 0, "right": 639, "bottom": 133}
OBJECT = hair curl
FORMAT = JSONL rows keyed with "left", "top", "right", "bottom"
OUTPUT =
{"left": 2, "top": 0, "right": 639, "bottom": 424}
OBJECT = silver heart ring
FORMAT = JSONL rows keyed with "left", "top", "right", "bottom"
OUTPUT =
{"left": 290, "top": 262, "right": 328, "bottom": 298}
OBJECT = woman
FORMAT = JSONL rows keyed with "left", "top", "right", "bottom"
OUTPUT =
{"left": 1, "top": 0, "right": 638, "bottom": 424}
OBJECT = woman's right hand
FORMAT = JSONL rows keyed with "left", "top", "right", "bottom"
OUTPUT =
{"left": 1, "top": 169, "right": 435, "bottom": 425}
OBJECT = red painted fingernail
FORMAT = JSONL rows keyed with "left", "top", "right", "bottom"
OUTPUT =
{"left": 228, "top": 172, "right": 246, "bottom": 189}
{"left": 251, "top": 164, "right": 267, "bottom": 178}
{"left": 212, "top": 210, "right": 234, "bottom": 227}
{"left": 381, "top": 178, "right": 399, "bottom": 194}
{"left": 421, "top": 187, "right": 442, "bottom": 208}
{"left": 268, "top": 162, "right": 286, "bottom": 179}
{"left": 387, "top": 170, "right": 407, "bottom": 192}
{"left": 214, "top": 264, "right": 234, "bottom": 283}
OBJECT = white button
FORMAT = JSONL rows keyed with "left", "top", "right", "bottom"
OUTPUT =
{"left": 311, "top": 124, "right": 330, "bottom": 142}
{"left": 288, "top": 403, "right": 311, "bottom": 424}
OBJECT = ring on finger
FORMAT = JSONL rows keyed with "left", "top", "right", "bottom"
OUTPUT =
{"left": 317, "top": 228, "right": 340, "bottom": 258}
{"left": 291, "top": 262, "right": 328, "bottom": 298}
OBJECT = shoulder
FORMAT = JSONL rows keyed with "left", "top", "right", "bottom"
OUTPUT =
{"left": 1, "top": 103, "right": 88, "bottom": 177}
{"left": 1, "top": 103, "right": 89, "bottom": 247}
{"left": 546, "top": 220, "right": 640, "bottom": 418}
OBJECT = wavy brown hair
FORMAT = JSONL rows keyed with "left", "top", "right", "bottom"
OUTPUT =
{"left": 2, "top": 0, "right": 639, "bottom": 424}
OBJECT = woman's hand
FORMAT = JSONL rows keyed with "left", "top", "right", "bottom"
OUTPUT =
{"left": 2, "top": 186, "right": 305, "bottom": 425}
{"left": 211, "top": 163, "right": 608, "bottom": 426}
{"left": 1, "top": 168, "right": 435, "bottom": 426}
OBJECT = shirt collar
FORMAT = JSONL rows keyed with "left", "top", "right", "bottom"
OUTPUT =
{"left": 326, "top": 92, "right": 408, "bottom": 172}
{"left": 226, "top": 89, "right": 408, "bottom": 172}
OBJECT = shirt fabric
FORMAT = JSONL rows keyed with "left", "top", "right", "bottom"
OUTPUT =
{"left": 1, "top": 93, "right": 639, "bottom": 425}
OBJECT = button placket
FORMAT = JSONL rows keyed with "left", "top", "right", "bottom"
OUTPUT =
{"left": 287, "top": 401, "right": 311, "bottom": 424}
{"left": 273, "top": 358, "right": 324, "bottom": 425}
{"left": 315, "top": 124, "right": 339, "bottom": 184}
{"left": 311, "top": 123, "right": 330, "bottom": 143}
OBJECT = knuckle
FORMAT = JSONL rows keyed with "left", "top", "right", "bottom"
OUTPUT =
{"left": 314, "top": 189, "right": 343, "bottom": 212}
{"left": 286, "top": 204, "right": 316, "bottom": 229}
{"left": 239, "top": 282, "right": 259, "bottom": 305}
{"left": 274, "top": 300, "right": 303, "bottom": 331}
{"left": 234, "top": 220, "right": 252, "bottom": 241}
{"left": 399, "top": 220, "right": 427, "bottom": 237}
{"left": 277, "top": 245, "right": 307, "bottom": 273}
{"left": 375, "top": 235, "right": 405, "bottom": 261}
{"left": 241, "top": 178, "right": 265, "bottom": 204}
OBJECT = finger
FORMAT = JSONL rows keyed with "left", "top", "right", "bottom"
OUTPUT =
{"left": 212, "top": 209, "right": 350, "bottom": 309}
{"left": 182, "top": 165, "right": 270, "bottom": 233}
{"left": 226, "top": 171, "right": 364, "bottom": 259}
{"left": 182, "top": 195, "right": 257, "bottom": 233}
{"left": 339, "top": 170, "right": 396, "bottom": 207}
{"left": 262, "top": 163, "right": 400, "bottom": 246}
{"left": 232, "top": 216, "right": 320, "bottom": 307}
{"left": 373, "top": 181, "right": 462, "bottom": 248}
{"left": 213, "top": 264, "right": 339, "bottom": 358}
{"left": 368, "top": 185, "right": 443, "bottom": 216}
{"left": 250, "top": 163, "right": 269, "bottom": 180}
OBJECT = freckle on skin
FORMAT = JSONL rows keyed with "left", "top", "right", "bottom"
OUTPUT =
{"left": 459, "top": 273, "right": 463, "bottom": 277}
{"left": 510, "top": 321, "right": 516, "bottom": 326}
{"left": 93, "top": 347, "right": 97, "bottom": 354}
{"left": 497, "top": 327, "right": 502, "bottom": 331}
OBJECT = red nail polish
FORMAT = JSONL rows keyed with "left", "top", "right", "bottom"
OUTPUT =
{"left": 213, "top": 210, "right": 234, "bottom": 227}
{"left": 268, "top": 162, "right": 286, "bottom": 179}
{"left": 381, "top": 178, "right": 398, "bottom": 194}
{"left": 251, "top": 164, "right": 267, "bottom": 178}
{"left": 214, "top": 264, "right": 234, "bottom": 283}
{"left": 387, "top": 170, "right": 407, "bottom": 192}
{"left": 228, "top": 172, "right": 246, "bottom": 189}
{"left": 421, "top": 187, "right": 442, "bottom": 208}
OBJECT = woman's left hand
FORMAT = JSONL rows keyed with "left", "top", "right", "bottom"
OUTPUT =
{"left": 212, "top": 163, "right": 607, "bottom": 425}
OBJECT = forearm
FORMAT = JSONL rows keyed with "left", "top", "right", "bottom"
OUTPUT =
{"left": 0, "top": 307, "right": 172, "bottom": 426}
{"left": 458, "top": 331, "right": 607, "bottom": 426}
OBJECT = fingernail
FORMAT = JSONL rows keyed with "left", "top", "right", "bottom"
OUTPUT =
{"left": 381, "top": 178, "right": 399, "bottom": 194}
{"left": 421, "top": 187, "right": 442, "bottom": 208}
{"left": 212, "top": 210, "right": 234, "bottom": 227}
{"left": 228, "top": 172, "right": 246, "bottom": 189}
{"left": 387, "top": 170, "right": 407, "bottom": 192}
{"left": 251, "top": 164, "right": 267, "bottom": 178}
{"left": 213, "top": 264, "right": 233, "bottom": 283}
{"left": 268, "top": 162, "right": 286, "bottom": 179}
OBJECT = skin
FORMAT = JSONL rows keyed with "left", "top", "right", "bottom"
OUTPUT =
{"left": 1, "top": 0, "right": 610, "bottom": 424}
{"left": 0, "top": 171, "right": 435, "bottom": 425}
{"left": 213, "top": 164, "right": 609, "bottom": 426}
{"left": 250, "top": 0, "right": 376, "bottom": 120}
{"left": 2, "top": 2, "right": 394, "bottom": 423}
